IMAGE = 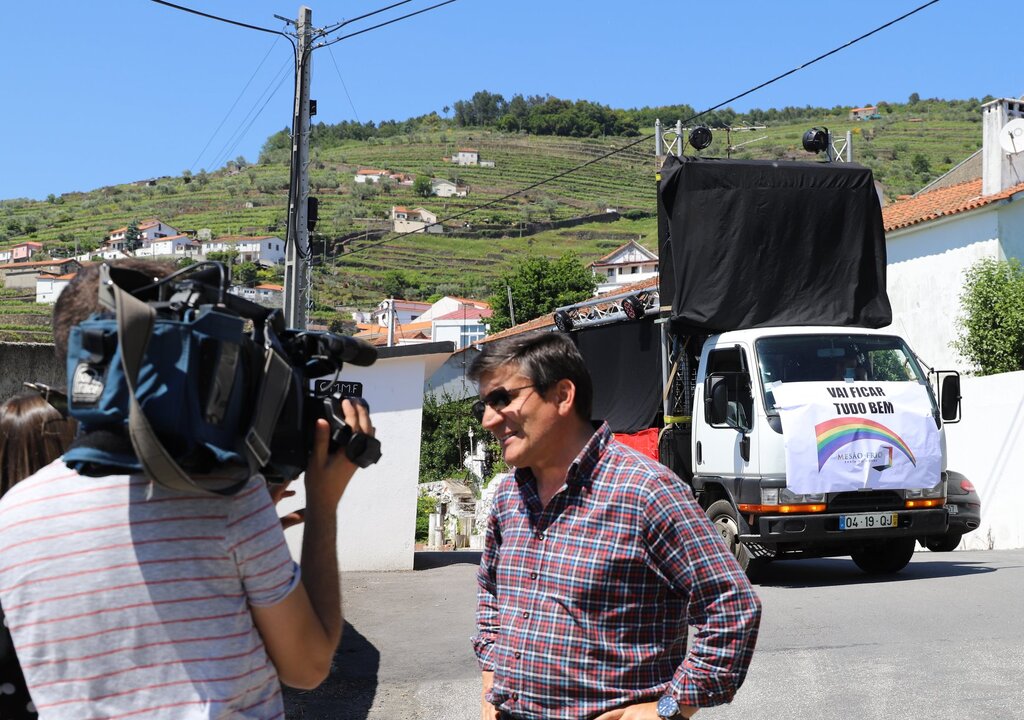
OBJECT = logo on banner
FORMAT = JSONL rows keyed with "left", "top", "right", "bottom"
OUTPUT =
{"left": 814, "top": 417, "right": 915, "bottom": 471}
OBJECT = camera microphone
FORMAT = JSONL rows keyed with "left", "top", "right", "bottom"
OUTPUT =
{"left": 324, "top": 334, "right": 377, "bottom": 367}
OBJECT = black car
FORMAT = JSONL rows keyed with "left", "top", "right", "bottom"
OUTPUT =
{"left": 921, "top": 470, "right": 981, "bottom": 552}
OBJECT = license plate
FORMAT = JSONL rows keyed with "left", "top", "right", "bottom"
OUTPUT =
{"left": 839, "top": 512, "right": 899, "bottom": 530}
{"left": 947, "top": 504, "right": 959, "bottom": 515}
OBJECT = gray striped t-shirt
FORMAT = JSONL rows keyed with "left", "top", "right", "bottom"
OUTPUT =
{"left": 0, "top": 460, "right": 300, "bottom": 719}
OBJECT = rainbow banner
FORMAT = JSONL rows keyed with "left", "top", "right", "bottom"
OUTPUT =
{"left": 815, "top": 417, "right": 916, "bottom": 470}
{"left": 772, "top": 381, "right": 941, "bottom": 494}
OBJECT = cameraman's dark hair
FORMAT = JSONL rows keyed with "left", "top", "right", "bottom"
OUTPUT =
{"left": 468, "top": 331, "right": 593, "bottom": 421}
{"left": 53, "top": 259, "right": 174, "bottom": 362}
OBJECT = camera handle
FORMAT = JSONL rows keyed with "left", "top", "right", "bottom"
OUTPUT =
{"left": 320, "top": 397, "right": 382, "bottom": 468}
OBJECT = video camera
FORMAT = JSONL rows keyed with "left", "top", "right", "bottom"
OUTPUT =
{"left": 63, "top": 261, "right": 381, "bottom": 495}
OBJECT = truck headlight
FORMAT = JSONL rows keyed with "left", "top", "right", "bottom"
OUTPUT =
{"left": 906, "top": 480, "right": 944, "bottom": 499}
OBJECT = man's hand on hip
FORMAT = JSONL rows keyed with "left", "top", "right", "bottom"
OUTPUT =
{"left": 594, "top": 701, "right": 698, "bottom": 720}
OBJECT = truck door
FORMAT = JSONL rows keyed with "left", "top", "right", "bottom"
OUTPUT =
{"left": 696, "top": 345, "right": 759, "bottom": 479}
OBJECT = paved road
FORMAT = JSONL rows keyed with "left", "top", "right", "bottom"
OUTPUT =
{"left": 285, "top": 549, "right": 1024, "bottom": 720}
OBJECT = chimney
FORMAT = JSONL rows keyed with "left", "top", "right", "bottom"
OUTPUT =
{"left": 982, "top": 97, "right": 1024, "bottom": 196}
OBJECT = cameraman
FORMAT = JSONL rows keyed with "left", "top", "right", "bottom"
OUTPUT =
{"left": 0, "top": 259, "right": 373, "bottom": 718}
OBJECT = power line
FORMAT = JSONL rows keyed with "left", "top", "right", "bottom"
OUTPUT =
{"left": 318, "top": 0, "right": 460, "bottom": 49}
{"left": 322, "top": 0, "right": 418, "bottom": 34}
{"left": 188, "top": 37, "right": 283, "bottom": 172}
{"left": 208, "top": 59, "right": 293, "bottom": 171}
{"left": 339, "top": 0, "right": 941, "bottom": 259}
{"left": 149, "top": 0, "right": 289, "bottom": 38}
{"left": 326, "top": 45, "right": 361, "bottom": 124}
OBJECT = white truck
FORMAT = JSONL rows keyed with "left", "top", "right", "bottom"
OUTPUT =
{"left": 555, "top": 155, "right": 962, "bottom": 574}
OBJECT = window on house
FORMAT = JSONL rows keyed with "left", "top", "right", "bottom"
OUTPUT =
{"left": 606, "top": 269, "right": 614, "bottom": 278}
{"left": 631, "top": 266, "right": 638, "bottom": 274}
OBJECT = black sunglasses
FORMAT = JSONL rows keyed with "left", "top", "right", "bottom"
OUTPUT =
{"left": 472, "top": 384, "right": 535, "bottom": 423}
{"left": 23, "top": 382, "right": 69, "bottom": 418}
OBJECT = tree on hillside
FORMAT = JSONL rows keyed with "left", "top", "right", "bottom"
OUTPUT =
{"left": 952, "top": 258, "right": 1024, "bottom": 375}
{"left": 487, "top": 252, "right": 596, "bottom": 333}
{"left": 124, "top": 220, "right": 141, "bottom": 252}
{"left": 413, "top": 175, "right": 433, "bottom": 198}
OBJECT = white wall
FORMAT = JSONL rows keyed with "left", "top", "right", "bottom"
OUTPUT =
{"left": 885, "top": 210, "right": 1001, "bottom": 372}
{"left": 944, "top": 371, "right": 1024, "bottom": 550}
{"left": 280, "top": 348, "right": 451, "bottom": 571}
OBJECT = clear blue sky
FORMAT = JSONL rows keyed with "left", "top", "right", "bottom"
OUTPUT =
{"left": 1, "top": 0, "right": 1019, "bottom": 200}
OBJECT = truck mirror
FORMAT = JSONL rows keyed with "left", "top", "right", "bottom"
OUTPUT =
{"left": 706, "top": 376, "right": 729, "bottom": 425}
{"left": 940, "top": 374, "right": 961, "bottom": 422}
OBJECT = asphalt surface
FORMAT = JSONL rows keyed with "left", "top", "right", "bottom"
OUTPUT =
{"left": 284, "top": 548, "right": 1024, "bottom": 720}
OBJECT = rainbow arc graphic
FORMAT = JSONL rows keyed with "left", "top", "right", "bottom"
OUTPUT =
{"left": 814, "top": 417, "right": 915, "bottom": 471}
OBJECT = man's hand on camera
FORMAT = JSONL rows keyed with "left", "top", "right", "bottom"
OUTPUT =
{"left": 267, "top": 481, "right": 306, "bottom": 530}
{"left": 306, "top": 399, "right": 375, "bottom": 508}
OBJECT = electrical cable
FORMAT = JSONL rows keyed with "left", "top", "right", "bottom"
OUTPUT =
{"left": 318, "top": 0, "right": 460, "bottom": 49}
{"left": 188, "top": 37, "right": 282, "bottom": 173}
{"left": 149, "top": 0, "right": 289, "bottom": 37}
{"left": 326, "top": 44, "right": 361, "bottom": 124}
{"left": 209, "top": 59, "right": 293, "bottom": 171}
{"left": 322, "top": 0, "right": 417, "bottom": 35}
{"left": 339, "top": 0, "right": 941, "bottom": 259}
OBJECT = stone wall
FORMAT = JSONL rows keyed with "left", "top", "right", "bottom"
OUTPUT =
{"left": 0, "top": 343, "right": 63, "bottom": 400}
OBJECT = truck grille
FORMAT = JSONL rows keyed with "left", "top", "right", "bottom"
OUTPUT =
{"left": 827, "top": 490, "right": 903, "bottom": 512}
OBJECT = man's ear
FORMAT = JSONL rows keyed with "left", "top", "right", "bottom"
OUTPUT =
{"left": 553, "top": 378, "right": 577, "bottom": 417}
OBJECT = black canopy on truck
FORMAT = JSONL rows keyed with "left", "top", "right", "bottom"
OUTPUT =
{"left": 657, "top": 156, "right": 892, "bottom": 332}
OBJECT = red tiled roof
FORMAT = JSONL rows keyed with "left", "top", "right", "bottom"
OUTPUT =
{"left": 12, "top": 241, "right": 43, "bottom": 248}
{"left": 443, "top": 296, "right": 490, "bottom": 308}
{"left": 0, "top": 258, "right": 78, "bottom": 270}
{"left": 433, "top": 307, "right": 493, "bottom": 321}
{"left": 882, "top": 179, "right": 1024, "bottom": 232}
{"left": 357, "top": 168, "right": 387, "bottom": 175}
{"left": 254, "top": 283, "right": 283, "bottom": 291}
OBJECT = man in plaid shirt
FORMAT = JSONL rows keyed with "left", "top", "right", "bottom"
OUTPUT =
{"left": 470, "top": 332, "right": 761, "bottom": 720}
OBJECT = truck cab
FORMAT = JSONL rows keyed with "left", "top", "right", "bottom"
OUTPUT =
{"left": 690, "top": 326, "right": 959, "bottom": 574}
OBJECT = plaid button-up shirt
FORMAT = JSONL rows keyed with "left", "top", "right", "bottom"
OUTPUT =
{"left": 473, "top": 423, "right": 761, "bottom": 719}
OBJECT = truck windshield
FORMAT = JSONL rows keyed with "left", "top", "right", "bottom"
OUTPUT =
{"left": 755, "top": 334, "right": 927, "bottom": 412}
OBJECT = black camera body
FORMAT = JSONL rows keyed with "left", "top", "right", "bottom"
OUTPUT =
{"left": 63, "top": 261, "right": 380, "bottom": 492}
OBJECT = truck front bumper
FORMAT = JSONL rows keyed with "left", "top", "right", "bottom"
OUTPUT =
{"left": 740, "top": 507, "right": 948, "bottom": 550}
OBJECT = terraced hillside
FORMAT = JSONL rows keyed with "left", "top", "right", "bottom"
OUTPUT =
{"left": 0, "top": 100, "right": 987, "bottom": 317}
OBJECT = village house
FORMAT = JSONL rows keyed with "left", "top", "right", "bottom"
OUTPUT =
{"left": 389, "top": 172, "right": 415, "bottom": 186}
{"left": 106, "top": 219, "right": 180, "bottom": 252}
{"left": 849, "top": 105, "right": 880, "bottom": 121}
{"left": 451, "top": 148, "right": 478, "bottom": 166}
{"left": 431, "top": 178, "right": 468, "bottom": 198}
{"left": 0, "top": 258, "right": 82, "bottom": 293}
{"left": 10, "top": 241, "right": 43, "bottom": 263}
{"left": 202, "top": 235, "right": 286, "bottom": 265}
{"left": 133, "top": 234, "right": 203, "bottom": 260}
{"left": 356, "top": 295, "right": 491, "bottom": 351}
{"left": 590, "top": 239, "right": 659, "bottom": 294}
{"left": 354, "top": 168, "right": 389, "bottom": 184}
{"left": 391, "top": 206, "right": 442, "bottom": 234}
{"left": 35, "top": 271, "right": 77, "bottom": 304}
{"left": 228, "top": 282, "right": 284, "bottom": 308}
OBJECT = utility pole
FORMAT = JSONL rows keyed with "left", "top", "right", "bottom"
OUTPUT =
{"left": 284, "top": 5, "right": 312, "bottom": 329}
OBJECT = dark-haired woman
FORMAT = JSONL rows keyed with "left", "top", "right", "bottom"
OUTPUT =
{"left": 0, "top": 391, "right": 76, "bottom": 720}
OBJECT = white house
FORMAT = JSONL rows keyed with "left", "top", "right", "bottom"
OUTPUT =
{"left": 356, "top": 296, "right": 491, "bottom": 351}
{"left": 203, "top": 235, "right": 286, "bottom": 265}
{"left": 391, "top": 206, "right": 442, "bottom": 234}
{"left": 133, "top": 234, "right": 202, "bottom": 259}
{"left": 0, "top": 249, "right": 10, "bottom": 263}
{"left": 106, "top": 219, "right": 180, "bottom": 252}
{"left": 354, "top": 168, "right": 389, "bottom": 184}
{"left": 431, "top": 178, "right": 468, "bottom": 198}
{"left": 35, "top": 271, "right": 76, "bottom": 304}
{"left": 451, "top": 148, "right": 479, "bottom": 166}
{"left": 590, "top": 239, "right": 659, "bottom": 294}
{"left": 228, "top": 283, "right": 284, "bottom": 308}
{"left": 882, "top": 96, "right": 1024, "bottom": 372}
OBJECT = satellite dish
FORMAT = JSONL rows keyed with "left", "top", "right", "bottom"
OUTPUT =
{"left": 998, "top": 117, "right": 1024, "bottom": 155}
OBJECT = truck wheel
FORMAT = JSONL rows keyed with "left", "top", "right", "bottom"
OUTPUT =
{"left": 850, "top": 537, "right": 916, "bottom": 575}
{"left": 925, "top": 532, "right": 963, "bottom": 553}
{"left": 706, "top": 500, "right": 752, "bottom": 571}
